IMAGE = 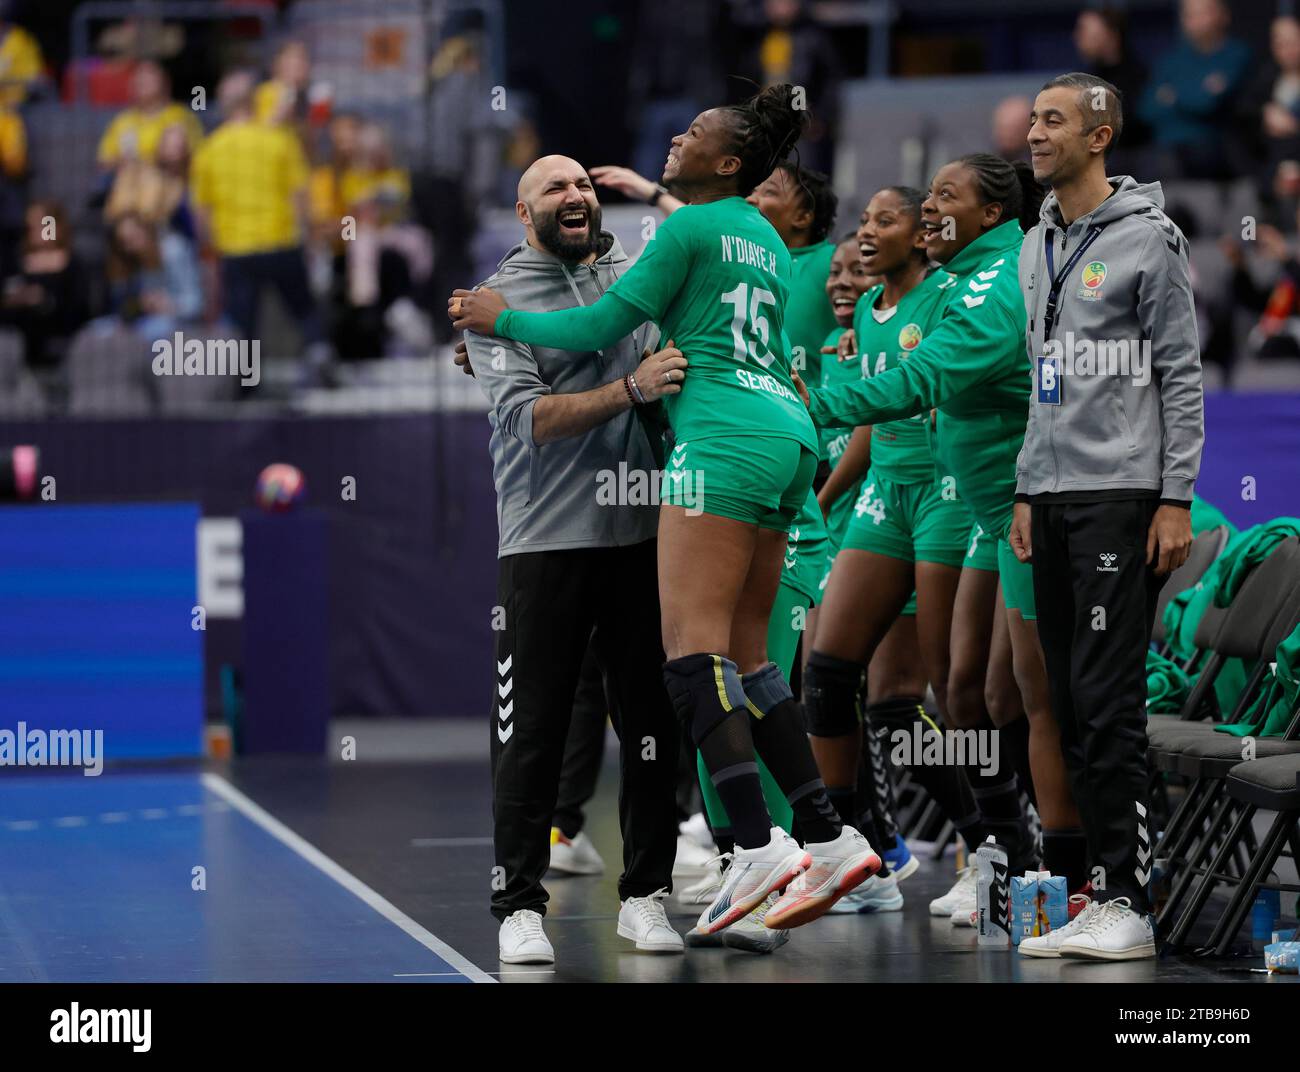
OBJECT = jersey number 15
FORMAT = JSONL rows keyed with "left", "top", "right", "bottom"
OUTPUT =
{"left": 721, "top": 283, "right": 777, "bottom": 369}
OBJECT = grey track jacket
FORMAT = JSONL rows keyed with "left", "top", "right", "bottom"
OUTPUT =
{"left": 1016, "top": 176, "right": 1204, "bottom": 503}
{"left": 466, "top": 232, "right": 661, "bottom": 557}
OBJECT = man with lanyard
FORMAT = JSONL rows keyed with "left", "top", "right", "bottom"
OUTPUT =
{"left": 1010, "top": 74, "right": 1203, "bottom": 961}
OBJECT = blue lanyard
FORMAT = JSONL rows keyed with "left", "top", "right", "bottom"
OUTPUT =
{"left": 1041, "top": 223, "right": 1106, "bottom": 341}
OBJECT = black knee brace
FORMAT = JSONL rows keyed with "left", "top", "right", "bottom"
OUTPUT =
{"left": 663, "top": 653, "right": 749, "bottom": 746}
{"left": 802, "top": 651, "right": 864, "bottom": 737}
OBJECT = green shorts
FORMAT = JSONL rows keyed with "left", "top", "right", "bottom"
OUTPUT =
{"left": 964, "top": 522, "right": 998, "bottom": 573}
{"left": 782, "top": 490, "right": 832, "bottom": 604}
{"left": 817, "top": 543, "right": 918, "bottom": 617}
{"left": 823, "top": 473, "right": 866, "bottom": 550}
{"left": 660, "top": 435, "right": 817, "bottom": 532}
{"left": 997, "top": 537, "right": 1037, "bottom": 621}
{"left": 841, "top": 469, "right": 971, "bottom": 569}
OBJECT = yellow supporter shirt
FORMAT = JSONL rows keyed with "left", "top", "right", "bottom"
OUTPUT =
{"left": 0, "top": 107, "right": 26, "bottom": 177}
{"left": 0, "top": 26, "right": 43, "bottom": 107}
{"left": 98, "top": 102, "right": 204, "bottom": 166}
{"left": 190, "top": 119, "right": 308, "bottom": 256}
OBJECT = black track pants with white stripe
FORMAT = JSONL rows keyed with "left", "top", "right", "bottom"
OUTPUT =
{"left": 1030, "top": 498, "right": 1162, "bottom": 913}
{"left": 489, "top": 538, "right": 678, "bottom": 921}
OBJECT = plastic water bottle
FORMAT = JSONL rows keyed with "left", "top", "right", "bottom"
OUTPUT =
{"left": 976, "top": 836, "right": 1010, "bottom": 947}
{"left": 1253, "top": 889, "right": 1281, "bottom": 951}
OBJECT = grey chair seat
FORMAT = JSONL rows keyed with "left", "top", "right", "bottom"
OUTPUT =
{"left": 1174, "top": 735, "right": 1300, "bottom": 779}
{"left": 1226, "top": 755, "right": 1300, "bottom": 811}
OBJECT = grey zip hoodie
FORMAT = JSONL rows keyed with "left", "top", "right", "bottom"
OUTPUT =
{"left": 466, "top": 232, "right": 661, "bottom": 557}
{"left": 1016, "top": 176, "right": 1204, "bottom": 503}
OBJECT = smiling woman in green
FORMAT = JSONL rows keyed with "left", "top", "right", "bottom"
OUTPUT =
{"left": 452, "top": 84, "right": 880, "bottom": 935}
{"left": 796, "top": 154, "right": 1089, "bottom": 911}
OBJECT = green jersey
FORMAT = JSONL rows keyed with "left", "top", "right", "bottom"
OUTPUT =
{"left": 785, "top": 240, "right": 838, "bottom": 388}
{"left": 610, "top": 197, "right": 817, "bottom": 450}
{"left": 806, "top": 220, "right": 1030, "bottom": 541}
{"left": 852, "top": 271, "right": 955, "bottom": 485}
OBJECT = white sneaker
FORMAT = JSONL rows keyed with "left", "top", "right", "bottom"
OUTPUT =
{"left": 930, "top": 865, "right": 977, "bottom": 918}
{"left": 722, "top": 892, "right": 789, "bottom": 953}
{"left": 498, "top": 909, "right": 554, "bottom": 964}
{"left": 672, "top": 833, "right": 717, "bottom": 878}
{"left": 828, "top": 872, "right": 904, "bottom": 914}
{"left": 1058, "top": 897, "right": 1156, "bottom": 961}
{"left": 548, "top": 828, "right": 604, "bottom": 876}
{"left": 679, "top": 812, "right": 716, "bottom": 851}
{"left": 677, "top": 860, "right": 724, "bottom": 905}
{"left": 696, "top": 827, "right": 810, "bottom": 935}
{"left": 766, "top": 825, "right": 881, "bottom": 930}
{"left": 1018, "top": 894, "right": 1097, "bottom": 958}
{"left": 617, "top": 889, "right": 684, "bottom": 953}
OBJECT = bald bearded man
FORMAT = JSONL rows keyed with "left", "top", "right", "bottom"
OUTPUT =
{"left": 462, "top": 156, "right": 688, "bottom": 965}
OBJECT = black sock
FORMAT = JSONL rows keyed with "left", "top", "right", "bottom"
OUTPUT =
{"left": 828, "top": 785, "right": 856, "bottom": 827}
{"left": 867, "top": 696, "right": 986, "bottom": 848}
{"left": 696, "top": 714, "right": 770, "bottom": 849}
{"left": 664, "top": 654, "right": 771, "bottom": 849}
{"left": 860, "top": 697, "right": 900, "bottom": 850}
{"left": 743, "top": 663, "right": 842, "bottom": 844}
{"left": 1042, "top": 828, "right": 1089, "bottom": 891}
{"left": 1001, "top": 716, "right": 1036, "bottom": 809}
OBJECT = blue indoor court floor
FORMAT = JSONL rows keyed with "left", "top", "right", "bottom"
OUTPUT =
{"left": 3, "top": 738, "right": 1297, "bottom": 985}
{"left": 0, "top": 770, "right": 491, "bottom": 983}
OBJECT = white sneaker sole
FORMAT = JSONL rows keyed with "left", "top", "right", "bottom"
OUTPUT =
{"left": 889, "top": 855, "right": 920, "bottom": 882}
{"left": 700, "top": 849, "right": 811, "bottom": 935}
{"left": 499, "top": 948, "right": 555, "bottom": 965}
{"left": 766, "top": 849, "right": 882, "bottom": 930}
{"left": 1059, "top": 941, "right": 1156, "bottom": 961}
{"left": 547, "top": 860, "right": 603, "bottom": 877}
{"left": 616, "top": 923, "right": 684, "bottom": 954}
{"left": 1016, "top": 942, "right": 1062, "bottom": 958}
{"left": 829, "top": 889, "right": 904, "bottom": 914}
{"left": 950, "top": 908, "right": 977, "bottom": 927}
{"left": 722, "top": 927, "right": 789, "bottom": 954}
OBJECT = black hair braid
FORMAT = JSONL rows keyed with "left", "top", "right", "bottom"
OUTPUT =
{"left": 955, "top": 153, "right": 1045, "bottom": 233}
{"left": 726, "top": 83, "right": 810, "bottom": 197}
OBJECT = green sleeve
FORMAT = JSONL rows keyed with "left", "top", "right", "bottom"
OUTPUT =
{"left": 808, "top": 288, "right": 1021, "bottom": 427}
{"left": 494, "top": 215, "right": 693, "bottom": 351}
{"left": 496, "top": 292, "right": 646, "bottom": 352}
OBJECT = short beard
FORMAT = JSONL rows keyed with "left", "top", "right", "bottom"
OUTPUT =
{"left": 532, "top": 203, "right": 603, "bottom": 263}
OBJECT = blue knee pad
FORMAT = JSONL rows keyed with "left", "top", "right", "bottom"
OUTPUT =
{"left": 803, "top": 652, "right": 864, "bottom": 737}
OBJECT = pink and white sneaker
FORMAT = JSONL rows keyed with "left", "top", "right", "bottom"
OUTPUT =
{"left": 765, "top": 826, "right": 881, "bottom": 929}
{"left": 696, "top": 827, "right": 810, "bottom": 936}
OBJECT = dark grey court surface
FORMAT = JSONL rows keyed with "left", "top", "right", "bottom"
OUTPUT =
{"left": 211, "top": 721, "right": 1300, "bottom": 985}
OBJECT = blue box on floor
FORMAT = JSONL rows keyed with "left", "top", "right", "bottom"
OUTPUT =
{"left": 240, "top": 509, "right": 329, "bottom": 754}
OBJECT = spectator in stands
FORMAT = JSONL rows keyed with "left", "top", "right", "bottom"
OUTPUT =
{"left": 0, "top": 6, "right": 44, "bottom": 108}
{"left": 105, "top": 211, "right": 202, "bottom": 340}
{"left": 1221, "top": 212, "right": 1300, "bottom": 364}
{"left": 627, "top": 0, "right": 723, "bottom": 185}
{"left": 0, "top": 199, "right": 86, "bottom": 367}
{"left": 0, "top": 97, "right": 26, "bottom": 279}
{"left": 1137, "top": 0, "right": 1251, "bottom": 180}
{"left": 190, "top": 70, "right": 327, "bottom": 373}
{"left": 328, "top": 121, "right": 431, "bottom": 358}
{"left": 1236, "top": 15, "right": 1300, "bottom": 224}
{"left": 739, "top": 0, "right": 841, "bottom": 173}
{"left": 1074, "top": 5, "right": 1150, "bottom": 168}
{"left": 991, "top": 95, "right": 1032, "bottom": 163}
{"left": 97, "top": 60, "right": 203, "bottom": 171}
{"left": 254, "top": 40, "right": 312, "bottom": 127}
{"left": 105, "top": 122, "right": 191, "bottom": 231}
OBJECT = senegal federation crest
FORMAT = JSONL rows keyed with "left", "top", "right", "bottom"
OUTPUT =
{"left": 1079, "top": 260, "right": 1107, "bottom": 297}
{"left": 898, "top": 323, "right": 923, "bottom": 351}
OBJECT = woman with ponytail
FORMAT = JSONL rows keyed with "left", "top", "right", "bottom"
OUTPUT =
{"left": 797, "top": 153, "right": 1090, "bottom": 925}
{"left": 452, "top": 84, "right": 881, "bottom": 936}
